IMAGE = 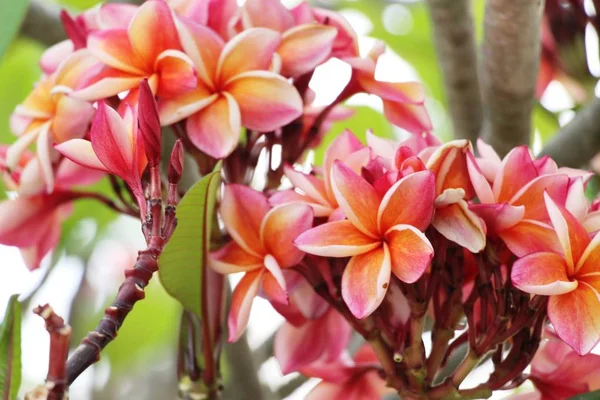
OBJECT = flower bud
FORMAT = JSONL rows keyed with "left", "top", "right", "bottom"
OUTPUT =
{"left": 168, "top": 140, "right": 184, "bottom": 184}
{"left": 138, "top": 79, "right": 162, "bottom": 167}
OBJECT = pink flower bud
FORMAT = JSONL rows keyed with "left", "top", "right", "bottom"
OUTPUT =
{"left": 59, "top": 10, "right": 87, "bottom": 49}
{"left": 138, "top": 79, "right": 162, "bottom": 167}
{"left": 168, "top": 140, "right": 184, "bottom": 184}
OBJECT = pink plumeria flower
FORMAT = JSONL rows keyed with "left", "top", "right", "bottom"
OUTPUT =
{"left": 238, "top": 0, "right": 338, "bottom": 78}
{"left": 467, "top": 146, "right": 572, "bottom": 257}
{"left": 295, "top": 161, "right": 435, "bottom": 319}
{"left": 511, "top": 193, "right": 600, "bottom": 355}
{"left": 426, "top": 140, "right": 487, "bottom": 253}
{"left": 365, "top": 130, "right": 441, "bottom": 163}
{"left": 270, "top": 130, "right": 368, "bottom": 219}
{"left": 55, "top": 102, "right": 147, "bottom": 206}
{"left": 159, "top": 21, "right": 302, "bottom": 158}
{"left": 209, "top": 184, "right": 313, "bottom": 342}
{"left": 73, "top": 0, "right": 197, "bottom": 102}
{"left": 343, "top": 42, "right": 432, "bottom": 134}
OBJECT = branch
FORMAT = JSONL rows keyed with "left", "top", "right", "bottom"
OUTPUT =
{"left": 20, "top": 0, "right": 65, "bottom": 47}
{"left": 425, "top": 0, "right": 482, "bottom": 142}
{"left": 480, "top": 0, "right": 545, "bottom": 156}
{"left": 539, "top": 97, "right": 600, "bottom": 167}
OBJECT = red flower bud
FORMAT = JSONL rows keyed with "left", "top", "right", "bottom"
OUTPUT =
{"left": 168, "top": 140, "right": 184, "bottom": 184}
{"left": 138, "top": 79, "right": 162, "bottom": 167}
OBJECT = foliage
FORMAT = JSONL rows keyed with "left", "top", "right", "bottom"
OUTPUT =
{"left": 0, "top": 295, "right": 21, "bottom": 400}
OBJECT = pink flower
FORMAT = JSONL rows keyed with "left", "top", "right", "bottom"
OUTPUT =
{"left": 209, "top": 184, "right": 313, "bottom": 341}
{"left": 295, "top": 161, "right": 435, "bottom": 318}
{"left": 159, "top": 22, "right": 302, "bottom": 158}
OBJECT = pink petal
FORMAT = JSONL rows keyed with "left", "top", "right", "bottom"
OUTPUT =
{"left": 18, "top": 159, "right": 46, "bottom": 197}
{"left": 331, "top": 161, "right": 380, "bottom": 238}
{"left": 512, "top": 252, "right": 576, "bottom": 295}
{"left": 55, "top": 139, "right": 109, "bottom": 172}
{"left": 225, "top": 71, "right": 302, "bottom": 132}
{"left": 36, "top": 123, "right": 56, "bottom": 192}
{"left": 295, "top": 220, "right": 381, "bottom": 257}
{"left": 71, "top": 69, "right": 142, "bottom": 101}
{"left": 385, "top": 225, "right": 433, "bottom": 283}
{"left": 510, "top": 174, "right": 569, "bottom": 221}
{"left": 262, "top": 257, "right": 288, "bottom": 305}
{"left": 499, "top": 220, "right": 562, "bottom": 257}
{"left": 469, "top": 203, "right": 524, "bottom": 233}
{"left": 40, "top": 41, "right": 74, "bottom": 75}
{"left": 466, "top": 152, "right": 494, "bottom": 204}
{"left": 261, "top": 204, "right": 313, "bottom": 268}
{"left": 493, "top": 146, "right": 538, "bottom": 203}
{"left": 217, "top": 28, "right": 281, "bottom": 82}
{"left": 269, "top": 190, "right": 333, "bottom": 217}
{"left": 366, "top": 130, "right": 397, "bottom": 161}
{"left": 426, "top": 139, "right": 474, "bottom": 197}
{"left": 87, "top": 29, "right": 144, "bottom": 74}
{"left": 433, "top": 200, "right": 486, "bottom": 253}
{"left": 159, "top": 86, "right": 216, "bottom": 125}
{"left": 242, "top": 0, "right": 295, "bottom": 32}
{"left": 378, "top": 170, "right": 435, "bottom": 233}
{"left": 361, "top": 80, "right": 425, "bottom": 104}
{"left": 382, "top": 100, "right": 432, "bottom": 134}
{"left": 209, "top": 241, "right": 264, "bottom": 274}
{"left": 278, "top": 24, "right": 337, "bottom": 77}
{"left": 341, "top": 246, "right": 391, "bottom": 319}
{"left": 566, "top": 177, "right": 588, "bottom": 221}
{"left": 220, "top": 184, "right": 269, "bottom": 257}
{"left": 323, "top": 130, "right": 364, "bottom": 201}
{"left": 154, "top": 50, "right": 197, "bottom": 99}
{"left": 186, "top": 93, "right": 241, "bottom": 159}
{"left": 284, "top": 165, "right": 329, "bottom": 205}
{"left": 548, "top": 283, "right": 600, "bottom": 355}
{"left": 228, "top": 269, "right": 265, "bottom": 342}
{"left": 51, "top": 95, "right": 95, "bottom": 143}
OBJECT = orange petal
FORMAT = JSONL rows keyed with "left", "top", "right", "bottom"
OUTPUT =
{"left": 71, "top": 69, "right": 142, "bottom": 101}
{"left": 217, "top": 28, "right": 281, "bottom": 82}
{"left": 51, "top": 95, "right": 95, "bottom": 143}
{"left": 294, "top": 220, "right": 381, "bottom": 257}
{"left": 499, "top": 220, "right": 562, "bottom": 258}
{"left": 466, "top": 152, "right": 494, "bottom": 204}
{"left": 159, "top": 86, "right": 216, "bottom": 125}
{"left": 186, "top": 93, "right": 241, "bottom": 159}
{"left": 510, "top": 174, "right": 569, "bottom": 221}
{"left": 269, "top": 190, "right": 333, "bottom": 217}
{"left": 378, "top": 170, "right": 435, "bottom": 233}
{"left": 87, "top": 29, "right": 145, "bottom": 74}
{"left": 225, "top": 71, "right": 302, "bottom": 131}
{"left": 576, "top": 232, "right": 600, "bottom": 276}
{"left": 228, "top": 269, "right": 265, "bottom": 342}
{"left": 331, "top": 160, "right": 380, "bottom": 238}
{"left": 323, "top": 130, "right": 364, "bottom": 202}
{"left": 361, "top": 80, "right": 425, "bottom": 104}
{"left": 382, "top": 100, "right": 432, "bottom": 134}
{"left": 242, "top": 0, "right": 295, "bottom": 32}
{"left": 512, "top": 252, "right": 576, "bottom": 295}
{"left": 492, "top": 146, "right": 538, "bottom": 203}
{"left": 386, "top": 225, "right": 433, "bottom": 283}
{"left": 342, "top": 246, "right": 391, "bottom": 319}
{"left": 154, "top": 50, "right": 197, "bottom": 99}
{"left": 209, "top": 241, "right": 264, "bottom": 274}
{"left": 278, "top": 24, "right": 337, "bottom": 77}
{"left": 262, "top": 268, "right": 288, "bottom": 305}
{"left": 283, "top": 165, "right": 330, "bottom": 206}
{"left": 433, "top": 200, "right": 486, "bottom": 253}
{"left": 545, "top": 193, "right": 591, "bottom": 274}
{"left": 220, "top": 184, "right": 269, "bottom": 257}
{"left": 426, "top": 140, "right": 474, "bottom": 198}
{"left": 261, "top": 204, "right": 313, "bottom": 268}
{"left": 55, "top": 139, "right": 109, "bottom": 172}
{"left": 548, "top": 283, "right": 600, "bottom": 355}
{"left": 127, "top": 0, "right": 180, "bottom": 70}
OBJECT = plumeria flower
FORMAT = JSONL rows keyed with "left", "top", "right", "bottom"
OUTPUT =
{"left": 467, "top": 146, "right": 572, "bottom": 257}
{"left": 366, "top": 130, "right": 441, "bottom": 163}
{"left": 295, "top": 161, "right": 435, "bottom": 318}
{"left": 209, "top": 184, "right": 313, "bottom": 341}
{"left": 159, "top": 21, "right": 302, "bottom": 158}
{"left": 511, "top": 193, "right": 600, "bottom": 355}
{"left": 73, "top": 0, "right": 197, "bottom": 102}
{"left": 304, "top": 344, "right": 392, "bottom": 400}
{"left": 343, "top": 42, "right": 432, "bottom": 134}
{"left": 270, "top": 130, "right": 368, "bottom": 219}
{"left": 55, "top": 102, "right": 147, "bottom": 206}
{"left": 238, "top": 0, "right": 338, "bottom": 78}
{"left": 8, "top": 50, "right": 96, "bottom": 193}
{"left": 426, "top": 140, "right": 486, "bottom": 253}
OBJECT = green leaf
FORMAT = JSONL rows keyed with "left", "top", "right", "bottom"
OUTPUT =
{"left": 533, "top": 103, "right": 560, "bottom": 145}
{"left": 159, "top": 162, "right": 222, "bottom": 318}
{"left": 0, "top": 0, "right": 31, "bottom": 60}
{"left": 0, "top": 295, "right": 22, "bottom": 400}
{"left": 569, "top": 390, "right": 600, "bottom": 400}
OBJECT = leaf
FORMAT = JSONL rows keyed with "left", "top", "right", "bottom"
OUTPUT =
{"left": 569, "top": 390, "right": 600, "bottom": 400}
{"left": 159, "top": 162, "right": 222, "bottom": 318}
{"left": 533, "top": 103, "right": 560, "bottom": 145}
{"left": 0, "top": 295, "right": 22, "bottom": 400}
{"left": 0, "top": 0, "right": 31, "bottom": 60}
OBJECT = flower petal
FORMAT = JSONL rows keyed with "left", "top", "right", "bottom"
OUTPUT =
{"left": 426, "top": 140, "right": 474, "bottom": 197}
{"left": 261, "top": 204, "right": 313, "bottom": 268}
{"left": 220, "top": 184, "right": 269, "bottom": 257}
{"left": 87, "top": 29, "right": 145, "bottom": 74}
{"left": 225, "top": 71, "right": 302, "bottom": 132}
{"left": 361, "top": 80, "right": 425, "bottom": 104}
{"left": 51, "top": 95, "right": 95, "bottom": 143}
{"left": 492, "top": 146, "right": 538, "bottom": 203}
{"left": 466, "top": 152, "right": 494, "bottom": 204}
{"left": 159, "top": 86, "right": 216, "bottom": 125}
{"left": 469, "top": 203, "right": 524, "bottom": 233}
{"left": 433, "top": 200, "right": 486, "bottom": 253}
{"left": 155, "top": 50, "right": 198, "bottom": 99}
{"left": 71, "top": 68, "right": 142, "bottom": 101}
{"left": 209, "top": 241, "right": 264, "bottom": 274}
{"left": 499, "top": 220, "right": 562, "bottom": 257}
{"left": 284, "top": 165, "right": 329, "bottom": 204}
{"left": 378, "top": 170, "right": 435, "bottom": 233}
{"left": 263, "top": 257, "right": 288, "bottom": 305}
{"left": 269, "top": 190, "right": 333, "bottom": 217}
{"left": 342, "top": 245, "right": 391, "bottom": 319}
{"left": 186, "top": 93, "right": 241, "bottom": 159}
{"left": 217, "top": 28, "right": 281, "bottom": 82}
{"left": 278, "top": 24, "right": 337, "bottom": 77}
{"left": 228, "top": 269, "right": 265, "bottom": 342}
{"left": 323, "top": 130, "right": 364, "bottom": 201}
{"left": 510, "top": 174, "right": 569, "bottom": 221}
{"left": 331, "top": 160, "right": 380, "bottom": 238}
{"left": 242, "top": 0, "right": 295, "bottom": 32}
{"left": 385, "top": 225, "right": 433, "bottom": 283}
{"left": 382, "top": 100, "right": 432, "bottom": 134}
{"left": 295, "top": 220, "right": 380, "bottom": 257}
{"left": 55, "top": 139, "right": 109, "bottom": 172}
{"left": 512, "top": 252, "right": 576, "bottom": 295}
{"left": 548, "top": 283, "right": 600, "bottom": 355}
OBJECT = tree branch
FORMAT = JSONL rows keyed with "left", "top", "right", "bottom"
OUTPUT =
{"left": 425, "top": 0, "right": 482, "bottom": 142}
{"left": 20, "top": 0, "right": 65, "bottom": 47}
{"left": 539, "top": 97, "right": 600, "bottom": 167}
{"left": 480, "top": 0, "right": 545, "bottom": 156}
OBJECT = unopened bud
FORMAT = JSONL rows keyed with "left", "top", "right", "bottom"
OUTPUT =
{"left": 168, "top": 140, "right": 184, "bottom": 184}
{"left": 138, "top": 79, "right": 162, "bottom": 167}
{"left": 60, "top": 10, "right": 87, "bottom": 49}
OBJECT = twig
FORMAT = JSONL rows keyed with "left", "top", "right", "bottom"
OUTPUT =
{"left": 480, "top": 0, "right": 545, "bottom": 156}
{"left": 19, "top": 0, "right": 65, "bottom": 47}
{"left": 425, "top": 0, "right": 482, "bottom": 141}
{"left": 539, "top": 97, "right": 600, "bottom": 166}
